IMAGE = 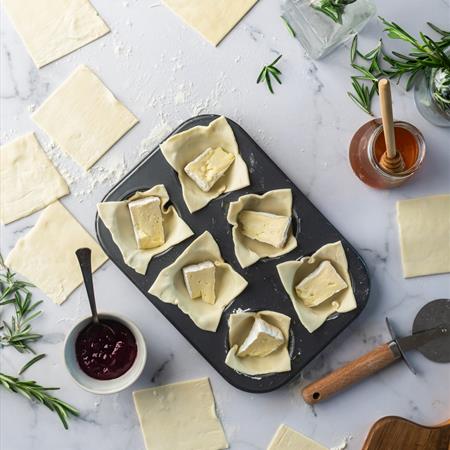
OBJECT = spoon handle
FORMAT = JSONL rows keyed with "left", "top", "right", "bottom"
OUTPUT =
{"left": 75, "top": 248, "right": 99, "bottom": 323}
{"left": 378, "top": 78, "right": 397, "bottom": 159}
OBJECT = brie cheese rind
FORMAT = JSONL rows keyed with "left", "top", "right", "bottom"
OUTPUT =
{"left": 128, "top": 196, "right": 165, "bottom": 249}
{"left": 238, "top": 210, "right": 291, "bottom": 249}
{"left": 227, "top": 189, "right": 298, "bottom": 268}
{"left": 160, "top": 116, "right": 250, "bottom": 213}
{"left": 162, "top": 0, "right": 258, "bottom": 46}
{"left": 397, "top": 194, "right": 450, "bottom": 278}
{"left": 267, "top": 424, "right": 327, "bottom": 450}
{"left": 225, "top": 311, "right": 291, "bottom": 376}
{"left": 133, "top": 378, "right": 228, "bottom": 450}
{"left": 182, "top": 261, "right": 216, "bottom": 304}
{"left": 295, "top": 260, "right": 347, "bottom": 307}
{"left": 277, "top": 241, "right": 356, "bottom": 333}
{"left": 237, "top": 317, "right": 284, "bottom": 357}
{"left": 97, "top": 185, "right": 193, "bottom": 274}
{"left": 149, "top": 232, "right": 248, "bottom": 332}
{"left": 184, "top": 147, "right": 235, "bottom": 192}
{"left": 5, "top": 202, "right": 107, "bottom": 305}
{"left": 0, "top": 133, "right": 69, "bottom": 224}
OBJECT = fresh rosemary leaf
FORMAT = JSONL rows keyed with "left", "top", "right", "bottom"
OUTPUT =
{"left": 257, "top": 55, "right": 283, "bottom": 94}
{"left": 351, "top": 35, "right": 358, "bottom": 63}
{"left": 19, "top": 354, "right": 46, "bottom": 375}
{"left": 281, "top": 16, "right": 296, "bottom": 37}
{"left": 426, "top": 22, "right": 450, "bottom": 37}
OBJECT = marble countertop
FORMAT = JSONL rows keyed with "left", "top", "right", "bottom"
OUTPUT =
{"left": 1, "top": 0, "right": 449, "bottom": 449}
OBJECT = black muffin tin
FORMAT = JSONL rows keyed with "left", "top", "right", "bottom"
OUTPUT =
{"left": 96, "top": 114, "right": 370, "bottom": 393}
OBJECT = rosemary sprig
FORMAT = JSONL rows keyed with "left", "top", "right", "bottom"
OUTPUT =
{"left": 0, "top": 372, "right": 79, "bottom": 429}
{"left": 257, "top": 55, "right": 283, "bottom": 94}
{"left": 281, "top": 16, "right": 296, "bottom": 38}
{"left": 312, "top": 0, "right": 356, "bottom": 25}
{"left": 19, "top": 353, "right": 46, "bottom": 375}
{"left": 348, "top": 19, "right": 450, "bottom": 115}
{"left": 0, "top": 263, "right": 43, "bottom": 353}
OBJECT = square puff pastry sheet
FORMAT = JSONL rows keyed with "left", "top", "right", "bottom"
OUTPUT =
{"left": 397, "top": 194, "right": 450, "bottom": 278}
{"left": 162, "top": 0, "right": 258, "bottom": 46}
{"left": 227, "top": 189, "right": 297, "bottom": 268}
{"left": 267, "top": 424, "right": 327, "bottom": 450}
{"left": 225, "top": 310, "right": 291, "bottom": 376}
{"left": 97, "top": 184, "right": 193, "bottom": 275}
{"left": 2, "top": 0, "right": 109, "bottom": 68}
{"left": 133, "top": 378, "right": 228, "bottom": 450}
{"left": 6, "top": 202, "right": 107, "bottom": 305}
{"left": 149, "top": 231, "right": 248, "bottom": 332}
{"left": 277, "top": 242, "right": 356, "bottom": 333}
{"left": 0, "top": 133, "right": 69, "bottom": 224}
{"left": 160, "top": 116, "right": 250, "bottom": 213}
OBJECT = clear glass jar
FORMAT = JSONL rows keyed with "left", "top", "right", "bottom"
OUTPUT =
{"left": 349, "top": 119, "right": 426, "bottom": 189}
{"left": 281, "top": 0, "right": 376, "bottom": 60}
{"left": 414, "top": 67, "right": 450, "bottom": 128}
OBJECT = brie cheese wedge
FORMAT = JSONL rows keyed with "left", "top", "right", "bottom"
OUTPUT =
{"left": 184, "top": 147, "right": 235, "bottom": 192}
{"left": 237, "top": 317, "right": 285, "bottom": 357}
{"left": 238, "top": 210, "right": 291, "bottom": 249}
{"left": 295, "top": 260, "right": 347, "bottom": 307}
{"left": 128, "top": 196, "right": 165, "bottom": 249}
{"left": 182, "top": 261, "right": 216, "bottom": 304}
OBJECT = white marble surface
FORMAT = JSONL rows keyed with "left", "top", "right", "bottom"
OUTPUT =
{"left": 1, "top": 1, "right": 449, "bottom": 449}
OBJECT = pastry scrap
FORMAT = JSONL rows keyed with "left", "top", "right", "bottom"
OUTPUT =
{"left": 32, "top": 65, "right": 138, "bottom": 170}
{"left": 184, "top": 147, "right": 235, "bottom": 192}
{"left": 225, "top": 310, "right": 291, "bottom": 376}
{"left": 277, "top": 241, "right": 356, "bottom": 333}
{"left": 183, "top": 261, "right": 216, "bottom": 304}
{"left": 267, "top": 424, "right": 327, "bottom": 450}
{"left": 160, "top": 116, "right": 250, "bottom": 213}
{"left": 2, "top": 0, "right": 109, "bottom": 68}
{"left": 397, "top": 194, "right": 450, "bottom": 278}
{"left": 133, "top": 378, "right": 228, "bottom": 450}
{"left": 128, "top": 196, "right": 165, "bottom": 249}
{"left": 162, "top": 0, "right": 258, "bottom": 46}
{"left": 97, "top": 184, "right": 193, "bottom": 275}
{"left": 227, "top": 189, "right": 297, "bottom": 268}
{"left": 5, "top": 202, "right": 107, "bottom": 305}
{"left": 149, "top": 232, "right": 247, "bottom": 332}
{"left": 0, "top": 133, "right": 69, "bottom": 224}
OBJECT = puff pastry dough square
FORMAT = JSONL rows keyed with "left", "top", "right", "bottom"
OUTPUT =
{"left": 227, "top": 189, "right": 297, "bottom": 268}
{"left": 277, "top": 242, "right": 356, "bottom": 333}
{"left": 133, "top": 378, "right": 228, "bottom": 450}
{"left": 225, "top": 310, "right": 291, "bottom": 376}
{"left": 0, "top": 133, "right": 69, "bottom": 224}
{"left": 397, "top": 194, "right": 450, "bottom": 278}
{"left": 267, "top": 425, "right": 327, "bottom": 450}
{"left": 162, "top": 0, "right": 258, "bottom": 46}
{"left": 149, "top": 231, "right": 248, "bottom": 332}
{"left": 5, "top": 202, "right": 107, "bottom": 304}
{"left": 3, "top": 0, "right": 109, "bottom": 68}
{"left": 160, "top": 116, "right": 250, "bottom": 213}
{"left": 32, "top": 65, "right": 138, "bottom": 170}
{"left": 97, "top": 185, "right": 193, "bottom": 275}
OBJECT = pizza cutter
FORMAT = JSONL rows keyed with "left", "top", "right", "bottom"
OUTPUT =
{"left": 302, "top": 298, "right": 450, "bottom": 404}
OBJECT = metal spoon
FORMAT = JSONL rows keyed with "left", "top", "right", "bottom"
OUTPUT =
{"left": 75, "top": 248, "right": 114, "bottom": 335}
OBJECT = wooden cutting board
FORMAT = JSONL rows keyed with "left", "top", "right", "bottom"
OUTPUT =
{"left": 362, "top": 416, "right": 450, "bottom": 450}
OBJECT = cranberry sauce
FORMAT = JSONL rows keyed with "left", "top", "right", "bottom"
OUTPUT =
{"left": 75, "top": 319, "right": 137, "bottom": 380}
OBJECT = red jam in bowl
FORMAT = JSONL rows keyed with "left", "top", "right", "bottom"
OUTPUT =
{"left": 75, "top": 319, "right": 137, "bottom": 380}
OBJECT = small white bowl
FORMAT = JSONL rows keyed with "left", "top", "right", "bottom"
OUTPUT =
{"left": 64, "top": 312, "right": 147, "bottom": 394}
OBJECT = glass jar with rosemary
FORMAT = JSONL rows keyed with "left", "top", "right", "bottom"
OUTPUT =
{"left": 280, "top": 0, "right": 375, "bottom": 59}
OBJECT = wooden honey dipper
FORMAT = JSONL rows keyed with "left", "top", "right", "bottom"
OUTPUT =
{"left": 378, "top": 79, "right": 405, "bottom": 173}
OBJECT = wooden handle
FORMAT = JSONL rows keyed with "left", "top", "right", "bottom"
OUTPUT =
{"left": 301, "top": 343, "right": 399, "bottom": 405}
{"left": 378, "top": 79, "right": 397, "bottom": 159}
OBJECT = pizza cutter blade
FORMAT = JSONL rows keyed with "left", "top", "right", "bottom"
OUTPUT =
{"left": 301, "top": 299, "right": 450, "bottom": 404}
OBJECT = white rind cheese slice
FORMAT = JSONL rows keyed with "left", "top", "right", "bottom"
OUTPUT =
{"left": 238, "top": 210, "right": 291, "bottom": 249}
{"left": 184, "top": 147, "right": 235, "bottom": 192}
{"left": 237, "top": 317, "right": 285, "bottom": 357}
{"left": 182, "top": 261, "right": 216, "bottom": 304}
{"left": 295, "top": 260, "right": 347, "bottom": 307}
{"left": 128, "top": 196, "right": 165, "bottom": 249}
